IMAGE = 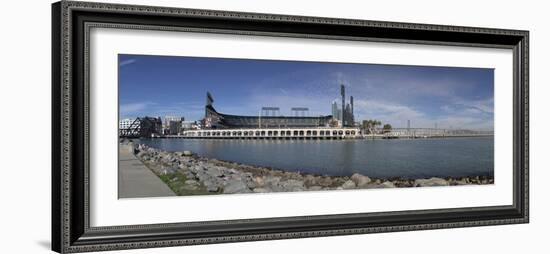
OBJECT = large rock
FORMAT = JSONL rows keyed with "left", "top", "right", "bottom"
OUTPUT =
{"left": 303, "top": 175, "right": 317, "bottom": 186}
{"left": 363, "top": 181, "right": 395, "bottom": 189}
{"left": 195, "top": 171, "right": 210, "bottom": 181}
{"left": 136, "top": 151, "right": 148, "bottom": 158}
{"left": 351, "top": 173, "right": 371, "bottom": 187}
{"left": 205, "top": 167, "right": 223, "bottom": 177}
{"left": 190, "top": 165, "right": 202, "bottom": 173}
{"left": 380, "top": 181, "right": 396, "bottom": 188}
{"left": 223, "top": 179, "right": 251, "bottom": 194}
{"left": 307, "top": 186, "right": 323, "bottom": 191}
{"left": 264, "top": 176, "right": 281, "bottom": 188}
{"left": 317, "top": 177, "right": 333, "bottom": 187}
{"left": 341, "top": 180, "right": 356, "bottom": 189}
{"left": 450, "top": 179, "right": 468, "bottom": 185}
{"left": 280, "top": 179, "right": 305, "bottom": 192}
{"left": 205, "top": 184, "right": 219, "bottom": 192}
{"left": 181, "top": 180, "right": 200, "bottom": 191}
{"left": 161, "top": 167, "right": 176, "bottom": 175}
{"left": 184, "top": 179, "right": 200, "bottom": 186}
{"left": 183, "top": 150, "right": 193, "bottom": 156}
{"left": 183, "top": 171, "right": 196, "bottom": 180}
{"left": 245, "top": 178, "right": 257, "bottom": 189}
{"left": 414, "top": 177, "right": 449, "bottom": 187}
{"left": 364, "top": 183, "right": 384, "bottom": 189}
{"left": 253, "top": 187, "right": 271, "bottom": 193}
{"left": 203, "top": 177, "right": 223, "bottom": 189}
{"left": 180, "top": 185, "right": 199, "bottom": 191}
{"left": 254, "top": 176, "right": 265, "bottom": 187}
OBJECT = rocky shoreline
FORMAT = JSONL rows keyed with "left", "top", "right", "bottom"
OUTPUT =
{"left": 129, "top": 142, "right": 494, "bottom": 195}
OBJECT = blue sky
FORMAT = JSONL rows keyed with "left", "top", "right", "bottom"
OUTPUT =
{"left": 119, "top": 54, "right": 494, "bottom": 130}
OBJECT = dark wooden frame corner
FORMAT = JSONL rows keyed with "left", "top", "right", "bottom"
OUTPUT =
{"left": 52, "top": 1, "right": 529, "bottom": 253}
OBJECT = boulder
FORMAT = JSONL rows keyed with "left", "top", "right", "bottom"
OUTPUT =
{"left": 414, "top": 177, "right": 449, "bottom": 187}
{"left": 205, "top": 167, "right": 223, "bottom": 177}
{"left": 280, "top": 179, "right": 305, "bottom": 192}
{"left": 184, "top": 172, "right": 196, "bottom": 180}
{"left": 136, "top": 151, "right": 147, "bottom": 158}
{"left": 380, "top": 181, "right": 396, "bottom": 188}
{"left": 351, "top": 173, "right": 371, "bottom": 187}
{"left": 450, "top": 179, "right": 468, "bottom": 186}
{"left": 253, "top": 188, "right": 271, "bottom": 193}
{"left": 264, "top": 176, "right": 281, "bottom": 188}
{"left": 317, "top": 177, "right": 333, "bottom": 187}
{"left": 189, "top": 165, "right": 201, "bottom": 173}
{"left": 307, "top": 186, "right": 323, "bottom": 191}
{"left": 161, "top": 168, "right": 176, "bottom": 175}
{"left": 223, "top": 179, "right": 251, "bottom": 194}
{"left": 254, "top": 176, "right": 265, "bottom": 187}
{"left": 180, "top": 185, "right": 199, "bottom": 191}
{"left": 206, "top": 185, "right": 219, "bottom": 192}
{"left": 184, "top": 179, "right": 199, "bottom": 186}
{"left": 364, "top": 183, "right": 383, "bottom": 188}
{"left": 341, "top": 180, "right": 356, "bottom": 189}
{"left": 183, "top": 150, "right": 193, "bottom": 156}
{"left": 303, "top": 175, "right": 317, "bottom": 186}
{"left": 245, "top": 178, "right": 257, "bottom": 189}
{"left": 364, "top": 182, "right": 394, "bottom": 189}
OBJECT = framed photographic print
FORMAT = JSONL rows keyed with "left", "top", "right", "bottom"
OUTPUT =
{"left": 51, "top": 1, "right": 529, "bottom": 253}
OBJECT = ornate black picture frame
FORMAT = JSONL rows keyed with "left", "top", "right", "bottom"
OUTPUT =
{"left": 52, "top": 1, "right": 529, "bottom": 253}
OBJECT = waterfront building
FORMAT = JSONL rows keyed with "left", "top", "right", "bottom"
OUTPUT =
{"left": 163, "top": 116, "right": 184, "bottom": 128}
{"left": 181, "top": 121, "right": 196, "bottom": 130}
{"left": 119, "top": 117, "right": 162, "bottom": 138}
{"left": 168, "top": 121, "right": 182, "bottom": 135}
{"left": 182, "top": 127, "right": 361, "bottom": 139}
{"left": 119, "top": 118, "right": 137, "bottom": 130}
{"left": 139, "top": 116, "right": 163, "bottom": 137}
{"left": 162, "top": 116, "right": 185, "bottom": 135}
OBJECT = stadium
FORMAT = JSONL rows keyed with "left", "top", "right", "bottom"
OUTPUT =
{"left": 203, "top": 84, "right": 354, "bottom": 129}
{"left": 204, "top": 98, "right": 333, "bottom": 129}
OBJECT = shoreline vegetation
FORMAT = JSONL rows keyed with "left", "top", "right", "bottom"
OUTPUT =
{"left": 125, "top": 141, "right": 494, "bottom": 196}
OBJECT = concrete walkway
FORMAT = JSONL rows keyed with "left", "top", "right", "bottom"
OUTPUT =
{"left": 118, "top": 144, "right": 176, "bottom": 198}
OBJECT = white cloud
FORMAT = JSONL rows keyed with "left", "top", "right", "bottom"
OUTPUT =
{"left": 436, "top": 116, "right": 493, "bottom": 130}
{"left": 119, "top": 58, "right": 137, "bottom": 67}
{"left": 353, "top": 99, "right": 424, "bottom": 126}
{"left": 119, "top": 102, "right": 155, "bottom": 115}
{"left": 353, "top": 98, "right": 493, "bottom": 130}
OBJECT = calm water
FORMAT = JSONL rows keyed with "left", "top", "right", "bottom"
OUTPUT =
{"left": 135, "top": 137, "right": 494, "bottom": 179}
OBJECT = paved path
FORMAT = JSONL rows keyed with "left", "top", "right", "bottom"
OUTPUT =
{"left": 119, "top": 144, "right": 176, "bottom": 198}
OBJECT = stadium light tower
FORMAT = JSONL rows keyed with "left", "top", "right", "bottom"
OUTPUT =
{"left": 341, "top": 84, "right": 345, "bottom": 126}
{"left": 258, "top": 110, "right": 262, "bottom": 128}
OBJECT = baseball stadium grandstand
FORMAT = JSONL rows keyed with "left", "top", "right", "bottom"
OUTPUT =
{"left": 204, "top": 92, "right": 334, "bottom": 129}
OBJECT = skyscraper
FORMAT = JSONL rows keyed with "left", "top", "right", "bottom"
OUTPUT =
{"left": 339, "top": 84, "right": 356, "bottom": 127}
{"left": 341, "top": 84, "right": 345, "bottom": 125}
{"left": 331, "top": 100, "right": 340, "bottom": 120}
{"left": 344, "top": 103, "right": 352, "bottom": 126}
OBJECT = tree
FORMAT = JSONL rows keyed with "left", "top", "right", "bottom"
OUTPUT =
{"left": 362, "top": 120, "right": 382, "bottom": 134}
{"left": 383, "top": 124, "right": 392, "bottom": 133}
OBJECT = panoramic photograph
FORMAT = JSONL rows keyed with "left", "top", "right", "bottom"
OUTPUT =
{"left": 118, "top": 54, "right": 494, "bottom": 198}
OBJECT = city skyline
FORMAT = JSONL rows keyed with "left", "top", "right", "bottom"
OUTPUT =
{"left": 119, "top": 54, "right": 494, "bottom": 130}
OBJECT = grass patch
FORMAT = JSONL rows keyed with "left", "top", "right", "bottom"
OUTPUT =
{"left": 158, "top": 171, "right": 219, "bottom": 196}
